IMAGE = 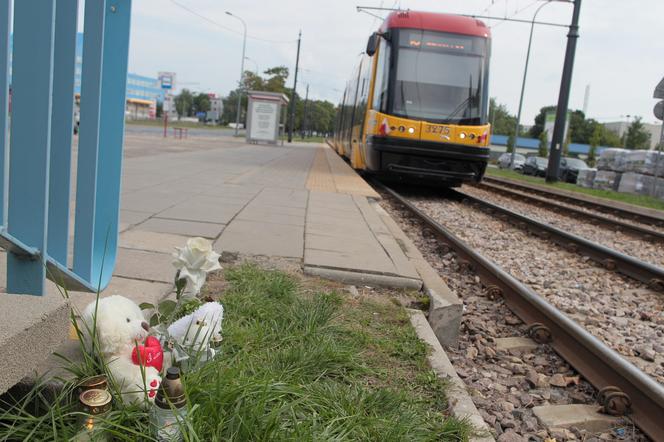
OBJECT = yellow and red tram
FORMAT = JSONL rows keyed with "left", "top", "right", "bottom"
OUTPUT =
{"left": 332, "top": 11, "right": 492, "bottom": 186}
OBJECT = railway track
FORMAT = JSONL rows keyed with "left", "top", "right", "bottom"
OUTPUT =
{"left": 476, "top": 180, "right": 664, "bottom": 243}
{"left": 483, "top": 176, "right": 664, "bottom": 229}
{"left": 379, "top": 183, "right": 664, "bottom": 441}
{"left": 453, "top": 188, "right": 664, "bottom": 291}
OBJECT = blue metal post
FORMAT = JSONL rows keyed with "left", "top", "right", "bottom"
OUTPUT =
{"left": 93, "top": 0, "right": 132, "bottom": 288}
{"left": 74, "top": 0, "right": 131, "bottom": 291}
{"left": 7, "top": 1, "right": 56, "bottom": 295}
{"left": 0, "top": 1, "right": 10, "bottom": 228}
{"left": 48, "top": 0, "right": 79, "bottom": 265}
{"left": 73, "top": 0, "right": 105, "bottom": 285}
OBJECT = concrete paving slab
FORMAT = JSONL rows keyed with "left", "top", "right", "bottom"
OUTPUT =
{"left": 0, "top": 292, "right": 70, "bottom": 394}
{"left": 158, "top": 198, "right": 245, "bottom": 224}
{"left": 305, "top": 248, "right": 396, "bottom": 275}
{"left": 137, "top": 217, "right": 224, "bottom": 239}
{"left": 120, "top": 209, "right": 153, "bottom": 225}
{"left": 114, "top": 248, "right": 174, "bottom": 283}
{"left": 216, "top": 219, "right": 304, "bottom": 259}
{"left": 237, "top": 210, "right": 304, "bottom": 227}
{"left": 532, "top": 404, "right": 622, "bottom": 433}
{"left": 495, "top": 337, "right": 539, "bottom": 353}
{"left": 119, "top": 230, "right": 190, "bottom": 254}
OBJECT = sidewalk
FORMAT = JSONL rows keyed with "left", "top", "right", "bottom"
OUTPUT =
{"left": 120, "top": 136, "right": 421, "bottom": 291}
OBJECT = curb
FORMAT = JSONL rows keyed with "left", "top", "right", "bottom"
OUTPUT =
{"left": 303, "top": 265, "right": 422, "bottom": 289}
{"left": 408, "top": 309, "right": 494, "bottom": 442}
{"left": 373, "top": 201, "right": 463, "bottom": 347}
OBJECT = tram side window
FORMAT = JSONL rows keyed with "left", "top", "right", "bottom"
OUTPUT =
{"left": 372, "top": 38, "right": 390, "bottom": 112}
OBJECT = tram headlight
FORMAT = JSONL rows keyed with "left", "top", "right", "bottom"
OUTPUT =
{"left": 459, "top": 132, "right": 467, "bottom": 139}
{"left": 408, "top": 127, "right": 415, "bottom": 134}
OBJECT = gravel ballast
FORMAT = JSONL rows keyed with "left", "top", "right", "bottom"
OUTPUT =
{"left": 376, "top": 186, "right": 652, "bottom": 441}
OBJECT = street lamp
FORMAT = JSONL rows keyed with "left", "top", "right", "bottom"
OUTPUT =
{"left": 510, "top": 0, "right": 573, "bottom": 169}
{"left": 226, "top": 11, "right": 246, "bottom": 137}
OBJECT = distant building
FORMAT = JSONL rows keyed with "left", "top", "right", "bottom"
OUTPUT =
{"left": 206, "top": 94, "right": 224, "bottom": 123}
{"left": 73, "top": 34, "right": 164, "bottom": 120}
{"left": 603, "top": 120, "right": 662, "bottom": 149}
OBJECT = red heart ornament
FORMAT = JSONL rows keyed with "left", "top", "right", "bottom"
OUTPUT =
{"left": 131, "top": 336, "right": 164, "bottom": 372}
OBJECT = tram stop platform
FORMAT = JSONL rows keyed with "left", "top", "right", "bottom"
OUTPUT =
{"left": 119, "top": 138, "right": 422, "bottom": 290}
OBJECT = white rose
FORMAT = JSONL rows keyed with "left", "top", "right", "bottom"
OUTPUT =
{"left": 172, "top": 237, "right": 222, "bottom": 296}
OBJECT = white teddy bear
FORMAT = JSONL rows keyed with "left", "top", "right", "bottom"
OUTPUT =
{"left": 81, "top": 295, "right": 162, "bottom": 406}
{"left": 166, "top": 302, "right": 224, "bottom": 366}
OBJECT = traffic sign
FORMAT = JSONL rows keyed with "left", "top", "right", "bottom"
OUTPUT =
{"left": 655, "top": 100, "right": 664, "bottom": 121}
{"left": 654, "top": 77, "right": 664, "bottom": 99}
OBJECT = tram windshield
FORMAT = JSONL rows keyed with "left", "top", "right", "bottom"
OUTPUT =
{"left": 393, "top": 29, "right": 489, "bottom": 125}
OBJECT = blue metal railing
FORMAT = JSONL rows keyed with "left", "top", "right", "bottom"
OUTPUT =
{"left": 0, "top": 0, "right": 132, "bottom": 296}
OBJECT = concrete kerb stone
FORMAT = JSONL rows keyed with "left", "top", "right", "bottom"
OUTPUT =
{"left": 532, "top": 404, "right": 623, "bottom": 433}
{"left": 374, "top": 201, "right": 463, "bottom": 347}
{"left": 415, "top": 260, "right": 462, "bottom": 347}
{"left": 0, "top": 292, "right": 71, "bottom": 394}
{"left": 408, "top": 309, "right": 494, "bottom": 442}
{"left": 303, "top": 266, "right": 421, "bottom": 290}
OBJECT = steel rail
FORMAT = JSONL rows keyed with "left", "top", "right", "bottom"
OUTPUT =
{"left": 477, "top": 181, "right": 664, "bottom": 242}
{"left": 380, "top": 183, "right": 664, "bottom": 441}
{"left": 452, "top": 189, "right": 664, "bottom": 291}
{"left": 484, "top": 176, "right": 664, "bottom": 228}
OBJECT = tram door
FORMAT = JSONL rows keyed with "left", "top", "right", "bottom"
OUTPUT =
{"left": 346, "top": 62, "right": 363, "bottom": 160}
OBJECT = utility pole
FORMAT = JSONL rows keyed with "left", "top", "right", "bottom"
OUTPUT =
{"left": 510, "top": 0, "right": 554, "bottom": 169}
{"left": 546, "top": 0, "right": 582, "bottom": 182}
{"left": 287, "top": 30, "right": 301, "bottom": 143}
{"left": 225, "top": 12, "right": 247, "bottom": 137}
{"left": 301, "top": 84, "right": 309, "bottom": 139}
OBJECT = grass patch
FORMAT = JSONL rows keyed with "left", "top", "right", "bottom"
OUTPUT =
{"left": 486, "top": 167, "right": 664, "bottom": 212}
{"left": 0, "top": 264, "right": 473, "bottom": 441}
{"left": 126, "top": 119, "right": 232, "bottom": 130}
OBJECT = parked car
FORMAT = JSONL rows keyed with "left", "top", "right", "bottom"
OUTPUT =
{"left": 560, "top": 157, "right": 589, "bottom": 183}
{"left": 522, "top": 156, "right": 548, "bottom": 177}
{"left": 497, "top": 153, "right": 526, "bottom": 171}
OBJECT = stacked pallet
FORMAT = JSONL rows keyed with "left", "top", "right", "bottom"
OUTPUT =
{"left": 587, "top": 148, "right": 664, "bottom": 199}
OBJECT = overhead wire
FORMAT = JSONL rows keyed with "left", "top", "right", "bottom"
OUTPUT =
{"left": 490, "top": 0, "right": 540, "bottom": 29}
{"left": 168, "top": 0, "right": 298, "bottom": 44}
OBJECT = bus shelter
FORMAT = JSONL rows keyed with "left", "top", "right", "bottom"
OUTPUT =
{"left": 246, "top": 91, "right": 289, "bottom": 145}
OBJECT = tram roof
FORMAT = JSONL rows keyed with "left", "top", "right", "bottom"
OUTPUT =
{"left": 381, "top": 10, "right": 490, "bottom": 38}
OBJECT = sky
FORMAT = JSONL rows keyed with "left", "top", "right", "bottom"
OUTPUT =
{"left": 126, "top": 0, "right": 664, "bottom": 127}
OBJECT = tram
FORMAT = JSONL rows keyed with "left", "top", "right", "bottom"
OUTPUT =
{"left": 332, "top": 11, "right": 491, "bottom": 186}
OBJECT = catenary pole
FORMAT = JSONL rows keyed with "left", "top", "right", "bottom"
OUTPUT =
{"left": 288, "top": 30, "right": 301, "bottom": 143}
{"left": 546, "top": 0, "right": 582, "bottom": 182}
{"left": 510, "top": 1, "right": 555, "bottom": 169}
{"left": 226, "top": 12, "right": 246, "bottom": 137}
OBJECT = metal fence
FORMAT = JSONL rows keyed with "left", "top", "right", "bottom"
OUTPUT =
{"left": 0, "top": 0, "right": 132, "bottom": 296}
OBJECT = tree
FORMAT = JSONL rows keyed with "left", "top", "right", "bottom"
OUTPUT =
{"left": 262, "top": 66, "right": 289, "bottom": 93}
{"left": 506, "top": 134, "right": 515, "bottom": 153}
{"left": 174, "top": 89, "right": 194, "bottom": 119}
{"left": 529, "top": 105, "right": 556, "bottom": 139}
{"left": 192, "top": 93, "right": 211, "bottom": 116}
{"left": 623, "top": 117, "right": 651, "bottom": 149}
{"left": 221, "top": 66, "right": 292, "bottom": 126}
{"left": 588, "top": 125, "right": 601, "bottom": 167}
{"left": 489, "top": 98, "right": 517, "bottom": 136}
{"left": 538, "top": 130, "right": 548, "bottom": 157}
